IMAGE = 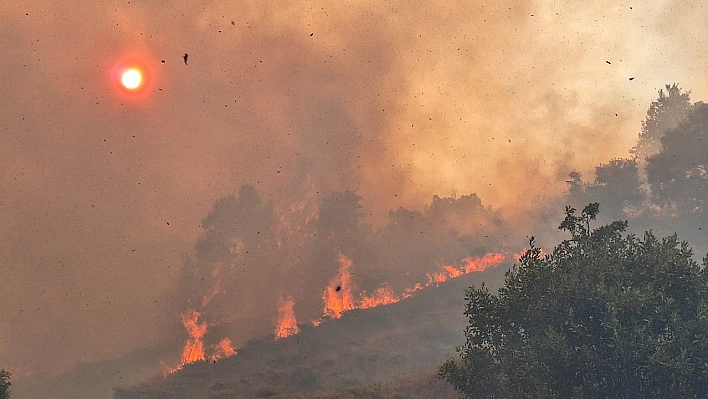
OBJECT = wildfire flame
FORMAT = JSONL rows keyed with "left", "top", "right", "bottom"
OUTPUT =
{"left": 319, "top": 252, "right": 506, "bottom": 321}
{"left": 178, "top": 308, "right": 207, "bottom": 365}
{"left": 322, "top": 253, "right": 357, "bottom": 318}
{"left": 462, "top": 253, "right": 505, "bottom": 272}
{"left": 275, "top": 295, "right": 301, "bottom": 339}
{"left": 209, "top": 337, "right": 237, "bottom": 362}
{"left": 167, "top": 249, "right": 505, "bottom": 374}
{"left": 359, "top": 284, "right": 398, "bottom": 309}
{"left": 164, "top": 308, "right": 237, "bottom": 375}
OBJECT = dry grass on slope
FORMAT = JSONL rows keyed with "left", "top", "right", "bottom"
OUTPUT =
{"left": 269, "top": 373, "right": 459, "bottom": 399}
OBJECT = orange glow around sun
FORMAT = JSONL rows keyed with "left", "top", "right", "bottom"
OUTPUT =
{"left": 110, "top": 52, "right": 156, "bottom": 100}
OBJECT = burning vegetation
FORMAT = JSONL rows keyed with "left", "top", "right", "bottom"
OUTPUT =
{"left": 18, "top": 76, "right": 708, "bottom": 399}
{"left": 159, "top": 85, "right": 708, "bottom": 384}
{"left": 164, "top": 309, "right": 237, "bottom": 374}
{"left": 168, "top": 249, "right": 506, "bottom": 372}
{"left": 177, "top": 309, "right": 207, "bottom": 366}
{"left": 320, "top": 252, "right": 506, "bottom": 321}
{"left": 167, "top": 244, "right": 507, "bottom": 374}
{"left": 321, "top": 253, "right": 357, "bottom": 319}
{"left": 160, "top": 183, "right": 517, "bottom": 375}
{"left": 275, "top": 296, "right": 301, "bottom": 339}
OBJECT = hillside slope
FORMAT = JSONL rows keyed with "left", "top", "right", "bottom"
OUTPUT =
{"left": 114, "top": 267, "right": 508, "bottom": 399}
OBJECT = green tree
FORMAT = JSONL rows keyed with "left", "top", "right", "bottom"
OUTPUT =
{"left": 0, "top": 369, "right": 10, "bottom": 399}
{"left": 646, "top": 102, "right": 708, "bottom": 214}
{"left": 571, "top": 159, "right": 645, "bottom": 220}
{"left": 566, "top": 171, "right": 584, "bottom": 200}
{"left": 631, "top": 83, "right": 692, "bottom": 162}
{"left": 440, "top": 204, "right": 708, "bottom": 398}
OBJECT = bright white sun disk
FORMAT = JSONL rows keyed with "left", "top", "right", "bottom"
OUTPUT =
{"left": 121, "top": 69, "right": 142, "bottom": 89}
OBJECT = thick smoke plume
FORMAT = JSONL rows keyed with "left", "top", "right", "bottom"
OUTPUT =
{"left": 176, "top": 186, "right": 513, "bottom": 348}
{"left": 1, "top": 0, "right": 708, "bottom": 390}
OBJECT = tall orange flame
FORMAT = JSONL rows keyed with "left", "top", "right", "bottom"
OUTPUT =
{"left": 179, "top": 308, "right": 207, "bottom": 365}
{"left": 164, "top": 308, "right": 237, "bottom": 375}
{"left": 275, "top": 295, "right": 301, "bottom": 339}
{"left": 322, "top": 253, "right": 357, "bottom": 318}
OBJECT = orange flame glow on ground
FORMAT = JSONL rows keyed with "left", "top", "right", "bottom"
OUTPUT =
{"left": 209, "top": 338, "right": 237, "bottom": 362}
{"left": 168, "top": 250, "right": 505, "bottom": 373}
{"left": 164, "top": 308, "right": 237, "bottom": 375}
{"left": 319, "top": 252, "right": 506, "bottom": 321}
{"left": 322, "top": 253, "right": 357, "bottom": 318}
{"left": 426, "top": 253, "right": 506, "bottom": 286}
{"left": 275, "top": 296, "right": 301, "bottom": 339}
{"left": 179, "top": 309, "right": 207, "bottom": 365}
{"left": 359, "top": 284, "right": 398, "bottom": 309}
{"left": 275, "top": 296, "right": 300, "bottom": 339}
{"left": 462, "top": 253, "right": 506, "bottom": 272}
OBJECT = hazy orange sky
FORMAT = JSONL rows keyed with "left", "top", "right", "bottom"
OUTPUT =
{"left": 1, "top": 0, "right": 707, "bottom": 379}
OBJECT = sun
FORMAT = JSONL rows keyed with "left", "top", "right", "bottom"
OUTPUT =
{"left": 110, "top": 52, "right": 155, "bottom": 100}
{"left": 121, "top": 69, "right": 143, "bottom": 90}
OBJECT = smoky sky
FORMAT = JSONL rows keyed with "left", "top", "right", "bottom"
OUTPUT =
{"left": 1, "top": 0, "right": 708, "bottom": 380}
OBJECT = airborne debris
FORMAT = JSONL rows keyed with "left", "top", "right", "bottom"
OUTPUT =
{"left": 629, "top": 77, "right": 635, "bottom": 81}
{"left": 606, "top": 60, "right": 611, "bottom": 64}
{"left": 183, "top": 53, "right": 188, "bottom": 65}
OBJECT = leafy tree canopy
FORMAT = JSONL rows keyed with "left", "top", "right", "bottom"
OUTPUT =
{"left": 647, "top": 102, "right": 708, "bottom": 213}
{"left": 441, "top": 204, "right": 708, "bottom": 398}
{"left": 631, "top": 83, "right": 692, "bottom": 162}
{"left": 569, "top": 159, "right": 644, "bottom": 221}
{"left": 0, "top": 369, "right": 10, "bottom": 399}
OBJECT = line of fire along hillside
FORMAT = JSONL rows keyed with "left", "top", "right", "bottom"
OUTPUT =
{"left": 163, "top": 251, "right": 508, "bottom": 375}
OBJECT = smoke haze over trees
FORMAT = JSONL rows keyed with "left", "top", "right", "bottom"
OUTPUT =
{"left": 631, "top": 84, "right": 692, "bottom": 163}
{"left": 563, "top": 84, "right": 708, "bottom": 255}
{"left": 142, "top": 82, "right": 708, "bottom": 398}
{"left": 11, "top": 82, "right": 708, "bottom": 398}
{"left": 175, "top": 184, "right": 514, "bottom": 345}
{"left": 105, "top": 82, "right": 708, "bottom": 399}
